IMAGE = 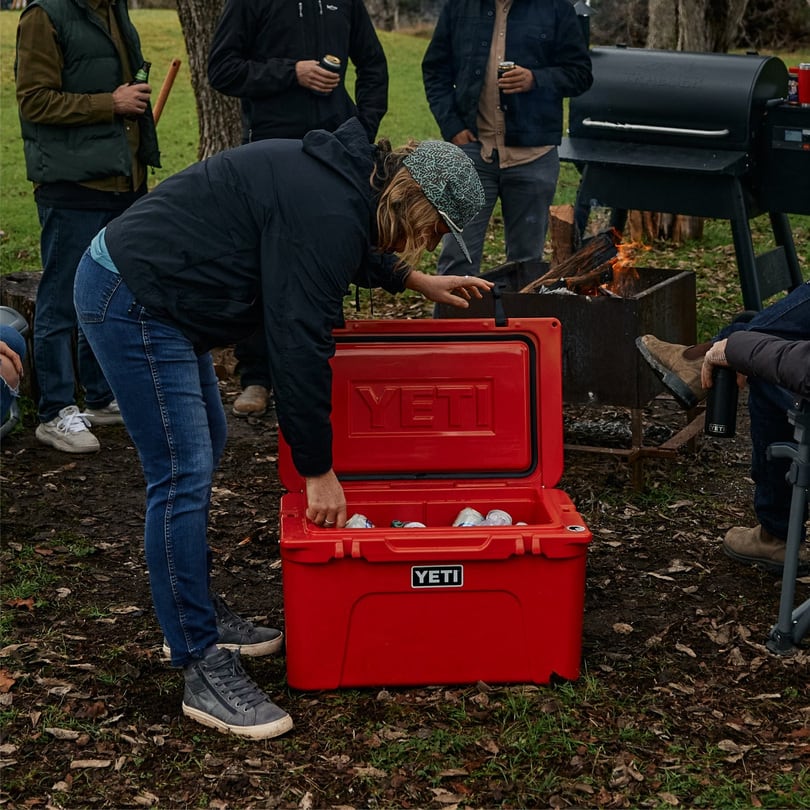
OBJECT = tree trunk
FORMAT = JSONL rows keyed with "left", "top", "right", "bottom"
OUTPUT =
{"left": 647, "top": 0, "right": 677, "bottom": 48}
{"left": 637, "top": 0, "right": 749, "bottom": 244}
{"left": 677, "top": 0, "right": 749, "bottom": 52}
{"left": 364, "top": 0, "right": 399, "bottom": 30}
{"left": 175, "top": 0, "right": 241, "bottom": 160}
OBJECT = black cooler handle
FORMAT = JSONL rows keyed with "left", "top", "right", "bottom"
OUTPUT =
{"left": 492, "top": 282, "right": 509, "bottom": 327}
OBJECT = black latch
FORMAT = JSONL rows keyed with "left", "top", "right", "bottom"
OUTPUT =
{"left": 492, "top": 282, "right": 508, "bottom": 327}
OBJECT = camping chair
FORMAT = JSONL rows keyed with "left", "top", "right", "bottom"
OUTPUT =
{"left": 766, "top": 398, "right": 810, "bottom": 653}
{"left": 0, "top": 305, "right": 30, "bottom": 440}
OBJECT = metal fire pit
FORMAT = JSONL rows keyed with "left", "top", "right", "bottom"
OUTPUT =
{"left": 559, "top": 47, "right": 807, "bottom": 312}
{"left": 437, "top": 260, "right": 698, "bottom": 488}
{"left": 438, "top": 260, "right": 695, "bottom": 408}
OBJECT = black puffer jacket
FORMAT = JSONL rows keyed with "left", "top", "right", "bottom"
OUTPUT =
{"left": 208, "top": 0, "right": 388, "bottom": 142}
{"left": 726, "top": 332, "right": 810, "bottom": 398}
{"left": 103, "top": 118, "right": 405, "bottom": 476}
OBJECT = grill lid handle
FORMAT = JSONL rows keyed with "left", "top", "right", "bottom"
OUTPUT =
{"left": 582, "top": 117, "right": 730, "bottom": 138}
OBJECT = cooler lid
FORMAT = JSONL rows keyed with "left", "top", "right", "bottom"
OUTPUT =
{"left": 278, "top": 317, "right": 563, "bottom": 490}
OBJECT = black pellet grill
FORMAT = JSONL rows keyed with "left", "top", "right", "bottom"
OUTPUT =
{"left": 560, "top": 47, "right": 809, "bottom": 311}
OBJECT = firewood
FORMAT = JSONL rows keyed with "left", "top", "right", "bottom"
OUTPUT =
{"left": 519, "top": 229, "right": 620, "bottom": 293}
{"left": 565, "top": 264, "right": 614, "bottom": 294}
{"left": 549, "top": 204, "right": 577, "bottom": 267}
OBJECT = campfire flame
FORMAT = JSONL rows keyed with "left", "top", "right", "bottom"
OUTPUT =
{"left": 602, "top": 239, "right": 650, "bottom": 297}
{"left": 528, "top": 228, "right": 653, "bottom": 298}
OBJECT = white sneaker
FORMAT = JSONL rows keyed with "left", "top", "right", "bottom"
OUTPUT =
{"left": 35, "top": 406, "right": 100, "bottom": 453}
{"left": 85, "top": 400, "right": 124, "bottom": 426}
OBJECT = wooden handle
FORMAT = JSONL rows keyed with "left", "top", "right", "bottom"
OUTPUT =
{"left": 152, "top": 58, "right": 181, "bottom": 126}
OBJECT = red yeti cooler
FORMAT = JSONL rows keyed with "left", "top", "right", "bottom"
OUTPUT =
{"left": 278, "top": 317, "right": 591, "bottom": 690}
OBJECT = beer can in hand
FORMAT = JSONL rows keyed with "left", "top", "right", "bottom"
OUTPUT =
{"left": 313, "top": 54, "right": 341, "bottom": 96}
{"left": 498, "top": 61, "right": 516, "bottom": 79}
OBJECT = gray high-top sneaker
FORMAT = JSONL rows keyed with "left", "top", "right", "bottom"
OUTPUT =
{"left": 210, "top": 590, "right": 283, "bottom": 655}
{"left": 162, "top": 591, "right": 283, "bottom": 660}
{"left": 182, "top": 648, "right": 293, "bottom": 739}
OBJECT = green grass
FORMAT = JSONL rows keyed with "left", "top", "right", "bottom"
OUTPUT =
{"left": 1, "top": 10, "right": 808, "bottom": 336}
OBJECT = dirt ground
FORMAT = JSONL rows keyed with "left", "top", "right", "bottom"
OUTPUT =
{"left": 1, "top": 337, "right": 809, "bottom": 809}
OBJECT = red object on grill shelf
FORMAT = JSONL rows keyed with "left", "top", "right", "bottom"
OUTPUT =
{"left": 278, "top": 317, "right": 591, "bottom": 690}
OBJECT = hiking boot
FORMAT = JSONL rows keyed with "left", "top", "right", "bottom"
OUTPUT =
{"left": 723, "top": 524, "right": 810, "bottom": 575}
{"left": 85, "top": 400, "right": 124, "bottom": 426}
{"left": 35, "top": 406, "right": 100, "bottom": 454}
{"left": 182, "top": 648, "right": 293, "bottom": 739}
{"left": 233, "top": 385, "right": 268, "bottom": 417}
{"left": 162, "top": 591, "right": 283, "bottom": 659}
{"left": 635, "top": 335, "right": 707, "bottom": 409}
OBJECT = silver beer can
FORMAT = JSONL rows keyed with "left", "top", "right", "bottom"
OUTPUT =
{"left": 346, "top": 513, "right": 374, "bottom": 529}
{"left": 453, "top": 507, "right": 484, "bottom": 527}
{"left": 482, "top": 509, "right": 513, "bottom": 526}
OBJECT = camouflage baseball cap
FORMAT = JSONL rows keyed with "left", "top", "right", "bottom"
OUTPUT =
{"left": 402, "top": 141, "right": 485, "bottom": 263}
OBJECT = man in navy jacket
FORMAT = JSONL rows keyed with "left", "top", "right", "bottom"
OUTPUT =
{"left": 422, "top": 0, "right": 592, "bottom": 276}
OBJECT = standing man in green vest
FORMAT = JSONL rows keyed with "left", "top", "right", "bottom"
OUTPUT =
{"left": 15, "top": 0, "right": 161, "bottom": 453}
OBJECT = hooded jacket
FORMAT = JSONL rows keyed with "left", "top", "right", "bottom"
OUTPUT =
{"left": 422, "top": 0, "right": 592, "bottom": 147}
{"left": 208, "top": 0, "right": 388, "bottom": 142}
{"left": 103, "top": 118, "right": 406, "bottom": 477}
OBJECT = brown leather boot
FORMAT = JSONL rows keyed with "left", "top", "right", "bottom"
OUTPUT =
{"left": 232, "top": 385, "right": 269, "bottom": 418}
{"left": 723, "top": 524, "right": 810, "bottom": 575}
{"left": 635, "top": 335, "right": 707, "bottom": 409}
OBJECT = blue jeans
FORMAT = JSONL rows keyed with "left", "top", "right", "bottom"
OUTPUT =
{"left": 1, "top": 324, "right": 27, "bottom": 425}
{"left": 74, "top": 252, "right": 227, "bottom": 667}
{"left": 719, "top": 280, "right": 810, "bottom": 539}
{"left": 437, "top": 144, "right": 560, "bottom": 276}
{"left": 35, "top": 205, "right": 119, "bottom": 422}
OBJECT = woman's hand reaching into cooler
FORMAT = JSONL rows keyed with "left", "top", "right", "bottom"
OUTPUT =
{"left": 306, "top": 468, "right": 347, "bottom": 528}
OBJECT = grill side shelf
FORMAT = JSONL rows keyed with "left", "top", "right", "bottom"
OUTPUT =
{"left": 559, "top": 138, "right": 748, "bottom": 174}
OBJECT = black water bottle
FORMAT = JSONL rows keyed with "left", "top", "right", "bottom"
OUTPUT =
{"left": 704, "top": 366, "right": 738, "bottom": 438}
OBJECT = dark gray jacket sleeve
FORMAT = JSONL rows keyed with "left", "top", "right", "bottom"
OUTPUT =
{"left": 726, "top": 332, "right": 810, "bottom": 398}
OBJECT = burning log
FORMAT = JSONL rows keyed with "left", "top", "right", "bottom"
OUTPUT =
{"left": 519, "top": 229, "right": 621, "bottom": 294}
{"left": 565, "top": 265, "right": 613, "bottom": 294}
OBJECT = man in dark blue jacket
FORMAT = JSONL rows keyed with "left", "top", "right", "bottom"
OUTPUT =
{"left": 422, "top": 0, "right": 592, "bottom": 276}
{"left": 208, "top": 0, "right": 389, "bottom": 418}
